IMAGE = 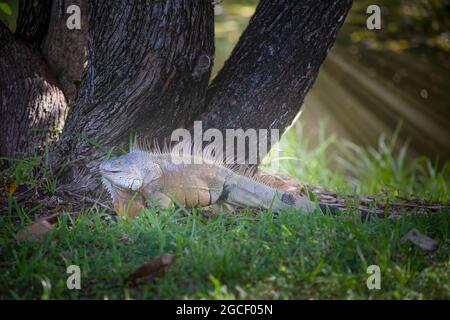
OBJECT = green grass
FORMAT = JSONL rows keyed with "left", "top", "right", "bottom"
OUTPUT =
{"left": 0, "top": 205, "right": 448, "bottom": 299}
{"left": 0, "top": 126, "right": 449, "bottom": 299}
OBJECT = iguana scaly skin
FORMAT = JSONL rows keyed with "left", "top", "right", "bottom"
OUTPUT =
{"left": 99, "top": 147, "right": 333, "bottom": 218}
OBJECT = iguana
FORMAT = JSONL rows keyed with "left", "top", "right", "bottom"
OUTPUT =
{"left": 99, "top": 145, "right": 339, "bottom": 218}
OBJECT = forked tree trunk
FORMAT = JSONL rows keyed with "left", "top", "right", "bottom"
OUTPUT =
{"left": 0, "top": 0, "right": 352, "bottom": 193}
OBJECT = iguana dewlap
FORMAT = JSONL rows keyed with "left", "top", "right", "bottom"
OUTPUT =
{"left": 99, "top": 148, "right": 330, "bottom": 218}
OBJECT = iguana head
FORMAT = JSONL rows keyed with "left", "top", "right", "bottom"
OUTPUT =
{"left": 99, "top": 153, "right": 147, "bottom": 192}
{"left": 100, "top": 152, "right": 160, "bottom": 218}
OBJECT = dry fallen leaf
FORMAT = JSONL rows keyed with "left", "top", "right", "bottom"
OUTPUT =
{"left": 126, "top": 253, "right": 175, "bottom": 286}
{"left": 16, "top": 220, "right": 53, "bottom": 242}
{"left": 401, "top": 228, "right": 438, "bottom": 252}
{"left": 6, "top": 180, "right": 16, "bottom": 194}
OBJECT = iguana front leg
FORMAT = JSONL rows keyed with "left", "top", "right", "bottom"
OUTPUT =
{"left": 112, "top": 188, "right": 146, "bottom": 219}
{"left": 147, "top": 192, "right": 173, "bottom": 209}
{"left": 113, "top": 190, "right": 175, "bottom": 218}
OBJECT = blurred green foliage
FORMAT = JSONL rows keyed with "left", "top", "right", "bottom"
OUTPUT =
{"left": 213, "top": 0, "right": 258, "bottom": 75}
{"left": 0, "top": 0, "right": 16, "bottom": 31}
{"left": 0, "top": 2, "right": 12, "bottom": 16}
{"left": 340, "top": 0, "right": 450, "bottom": 51}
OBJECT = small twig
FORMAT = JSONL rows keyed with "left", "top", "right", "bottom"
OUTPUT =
{"left": 62, "top": 190, "right": 113, "bottom": 211}
{"left": 378, "top": 202, "right": 449, "bottom": 210}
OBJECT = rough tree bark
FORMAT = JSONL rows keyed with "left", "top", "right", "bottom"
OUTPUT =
{"left": 40, "top": 0, "right": 88, "bottom": 103}
{"left": 0, "top": 0, "right": 352, "bottom": 194}
{"left": 15, "top": 0, "right": 52, "bottom": 47}
{"left": 50, "top": 0, "right": 215, "bottom": 189}
{"left": 0, "top": 0, "right": 88, "bottom": 157}
{"left": 0, "top": 22, "right": 67, "bottom": 156}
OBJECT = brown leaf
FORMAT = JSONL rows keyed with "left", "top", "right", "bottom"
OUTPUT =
{"left": 401, "top": 228, "right": 438, "bottom": 252}
{"left": 126, "top": 253, "right": 175, "bottom": 286}
{"left": 6, "top": 180, "right": 16, "bottom": 194}
{"left": 16, "top": 220, "right": 53, "bottom": 242}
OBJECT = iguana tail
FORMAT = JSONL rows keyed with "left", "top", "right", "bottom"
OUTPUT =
{"left": 221, "top": 172, "right": 341, "bottom": 214}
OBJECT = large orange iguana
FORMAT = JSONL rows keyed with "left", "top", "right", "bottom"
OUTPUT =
{"left": 99, "top": 145, "right": 339, "bottom": 218}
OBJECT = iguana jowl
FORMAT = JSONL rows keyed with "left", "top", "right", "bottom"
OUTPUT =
{"left": 99, "top": 147, "right": 333, "bottom": 218}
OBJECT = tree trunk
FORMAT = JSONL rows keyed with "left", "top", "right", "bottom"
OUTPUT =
{"left": 49, "top": 0, "right": 215, "bottom": 190}
{"left": 1, "top": 0, "right": 352, "bottom": 194}
{"left": 0, "top": 22, "right": 67, "bottom": 157}
{"left": 199, "top": 0, "right": 352, "bottom": 161}
{"left": 40, "top": 0, "right": 89, "bottom": 103}
{"left": 16, "top": 0, "right": 52, "bottom": 48}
